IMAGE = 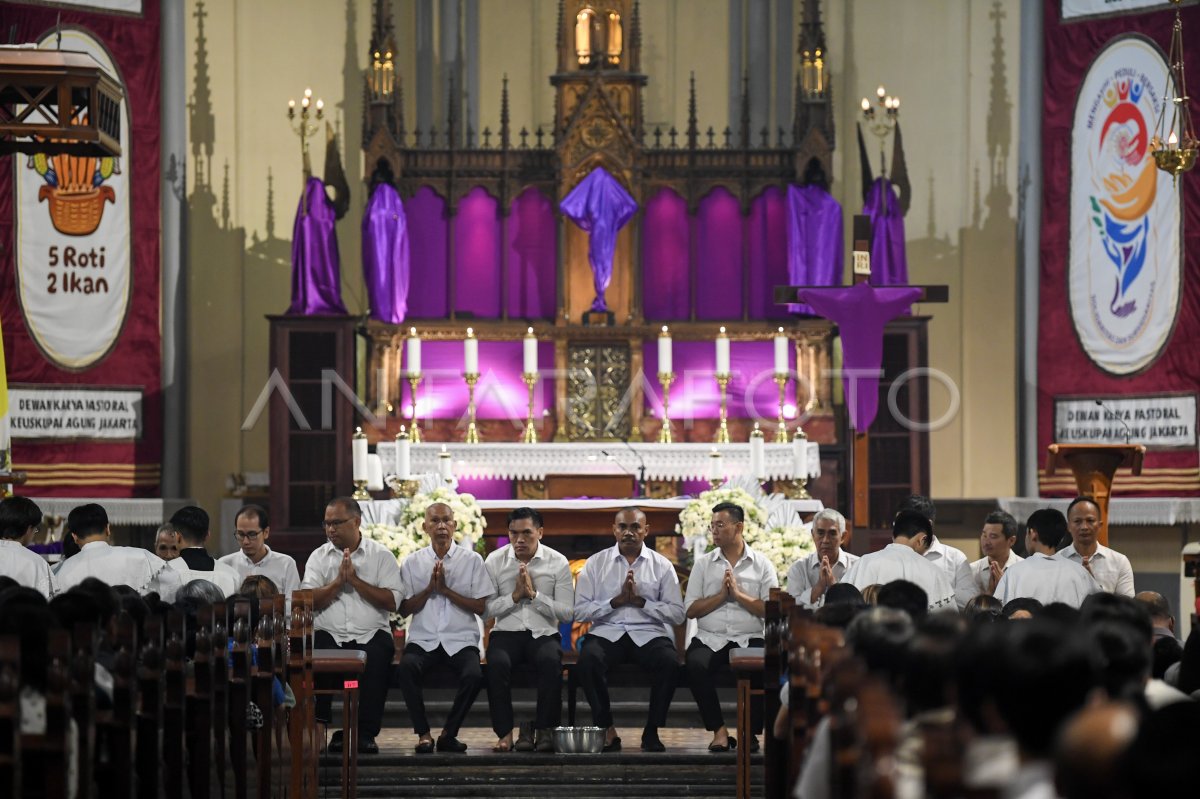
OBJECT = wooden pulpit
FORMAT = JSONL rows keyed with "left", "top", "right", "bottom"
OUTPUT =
{"left": 1045, "top": 443, "right": 1146, "bottom": 546}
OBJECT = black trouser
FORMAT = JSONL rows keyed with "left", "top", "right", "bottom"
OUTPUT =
{"left": 485, "top": 631, "right": 563, "bottom": 738}
{"left": 575, "top": 634, "right": 678, "bottom": 731}
{"left": 394, "top": 643, "right": 483, "bottom": 737}
{"left": 685, "top": 638, "right": 765, "bottom": 733}
{"left": 313, "top": 629, "right": 395, "bottom": 739}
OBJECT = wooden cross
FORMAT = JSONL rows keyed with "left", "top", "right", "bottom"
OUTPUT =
{"left": 774, "top": 215, "right": 949, "bottom": 530}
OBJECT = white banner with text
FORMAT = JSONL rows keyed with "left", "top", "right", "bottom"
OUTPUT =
{"left": 9, "top": 387, "right": 143, "bottom": 440}
{"left": 1054, "top": 395, "right": 1197, "bottom": 448}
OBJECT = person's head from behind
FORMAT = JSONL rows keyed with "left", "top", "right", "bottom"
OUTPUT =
{"left": 169, "top": 505, "right": 211, "bottom": 548}
{"left": 824, "top": 582, "right": 864, "bottom": 607}
{"left": 0, "top": 586, "right": 58, "bottom": 690}
{"left": 0, "top": 496, "right": 43, "bottom": 542}
{"left": 1026, "top": 508, "right": 1069, "bottom": 554}
{"left": 897, "top": 494, "right": 937, "bottom": 524}
{"left": 67, "top": 503, "right": 109, "bottom": 545}
{"left": 1003, "top": 597, "right": 1043, "bottom": 620}
{"left": 1118, "top": 701, "right": 1200, "bottom": 799}
{"left": 239, "top": 575, "right": 279, "bottom": 600}
{"left": 891, "top": 510, "right": 933, "bottom": 552}
{"left": 861, "top": 584, "right": 883, "bottom": 606}
{"left": 175, "top": 578, "right": 226, "bottom": 616}
{"left": 1151, "top": 636, "right": 1183, "bottom": 680}
{"left": 814, "top": 601, "right": 865, "bottom": 630}
{"left": 903, "top": 614, "right": 964, "bottom": 715}
{"left": 1133, "top": 591, "right": 1174, "bottom": 634}
{"left": 155, "top": 523, "right": 180, "bottom": 560}
{"left": 964, "top": 593, "right": 1003, "bottom": 622}
{"left": 1081, "top": 593, "right": 1153, "bottom": 643}
{"left": 1086, "top": 619, "right": 1152, "bottom": 702}
{"left": 955, "top": 622, "right": 1009, "bottom": 735}
{"left": 980, "top": 510, "right": 1018, "bottom": 563}
{"left": 1055, "top": 701, "right": 1139, "bottom": 799}
{"left": 876, "top": 579, "right": 929, "bottom": 621}
{"left": 845, "top": 606, "right": 915, "bottom": 686}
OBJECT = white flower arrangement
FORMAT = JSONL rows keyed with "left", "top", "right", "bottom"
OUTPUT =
{"left": 676, "top": 484, "right": 814, "bottom": 580}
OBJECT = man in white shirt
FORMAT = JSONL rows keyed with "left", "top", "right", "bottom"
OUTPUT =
{"left": 483, "top": 507, "right": 574, "bottom": 753}
{"left": 785, "top": 508, "right": 858, "bottom": 608}
{"left": 898, "top": 494, "right": 971, "bottom": 593}
{"left": 56, "top": 503, "right": 181, "bottom": 601}
{"left": 956, "top": 510, "right": 1023, "bottom": 607}
{"left": 842, "top": 511, "right": 956, "bottom": 612}
{"left": 218, "top": 504, "right": 300, "bottom": 598}
{"left": 684, "top": 502, "right": 777, "bottom": 752}
{"left": 166, "top": 506, "right": 240, "bottom": 597}
{"left": 154, "top": 523, "right": 180, "bottom": 561}
{"left": 1056, "top": 496, "right": 1135, "bottom": 597}
{"left": 302, "top": 496, "right": 404, "bottom": 755}
{"left": 574, "top": 506, "right": 685, "bottom": 753}
{"left": 396, "top": 501, "right": 494, "bottom": 754}
{"left": 0, "top": 496, "right": 57, "bottom": 598}
{"left": 995, "top": 508, "right": 1100, "bottom": 608}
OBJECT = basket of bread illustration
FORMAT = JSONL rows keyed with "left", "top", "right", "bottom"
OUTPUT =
{"left": 29, "top": 150, "right": 119, "bottom": 237}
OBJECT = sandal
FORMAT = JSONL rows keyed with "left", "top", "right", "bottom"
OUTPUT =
{"left": 492, "top": 739, "right": 513, "bottom": 753}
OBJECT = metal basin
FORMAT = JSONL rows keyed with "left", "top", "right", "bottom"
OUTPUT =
{"left": 552, "top": 726, "right": 605, "bottom": 754}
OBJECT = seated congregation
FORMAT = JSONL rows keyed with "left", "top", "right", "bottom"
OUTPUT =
{"left": 1, "top": 491, "right": 1198, "bottom": 798}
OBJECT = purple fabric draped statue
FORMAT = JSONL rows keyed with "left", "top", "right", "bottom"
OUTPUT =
{"left": 361, "top": 182, "right": 411, "bottom": 324}
{"left": 287, "top": 177, "right": 347, "bottom": 315}
{"left": 797, "top": 282, "right": 923, "bottom": 431}
{"left": 864, "top": 178, "right": 909, "bottom": 285}
{"left": 786, "top": 184, "right": 844, "bottom": 314}
{"left": 559, "top": 166, "right": 638, "bottom": 312}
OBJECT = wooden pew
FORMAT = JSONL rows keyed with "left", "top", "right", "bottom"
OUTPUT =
{"left": 188, "top": 605, "right": 214, "bottom": 799}
{"left": 229, "top": 599, "right": 254, "bottom": 799}
{"left": 211, "top": 601, "right": 230, "bottom": 799}
{"left": 135, "top": 615, "right": 164, "bottom": 799}
{"left": 68, "top": 622, "right": 97, "bottom": 799}
{"left": 97, "top": 613, "right": 137, "bottom": 799}
{"left": 762, "top": 588, "right": 793, "bottom": 799}
{"left": 287, "top": 591, "right": 317, "bottom": 799}
{"left": 0, "top": 636, "right": 19, "bottom": 797}
{"left": 253, "top": 600, "right": 276, "bottom": 799}
{"left": 163, "top": 611, "right": 187, "bottom": 799}
{"left": 20, "top": 628, "right": 72, "bottom": 799}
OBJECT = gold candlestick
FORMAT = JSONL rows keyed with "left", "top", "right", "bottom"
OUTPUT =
{"left": 406, "top": 375, "right": 422, "bottom": 442}
{"left": 783, "top": 427, "right": 812, "bottom": 499}
{"left": 286, "top": 87, "right": 324, "bottom": 180}
{"left": 708, "top": 448, "right": 724, "bottom": 491}
{"left": 658, "top": 372, "right": 675, "bottom": 443}
{"left": 522, "top": 373, "right": 538, "bottom": 444}
{"left": 464, "top": 373, "right": 480, "bottom": 443}
{"left": 774, "top": 373, "right": 790, "bottom": 443}
{"left": 391, "top": 479, "right": 420, "bottom": 498}
{"left": 714, "top": 374, "right": 731, "bottom": 444}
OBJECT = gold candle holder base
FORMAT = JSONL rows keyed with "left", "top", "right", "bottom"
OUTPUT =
{"left": 714, "top": 374, "right": 731, "bottom": 444}
{"left": 407, "top": 375, "right": 423, "bottom": 442}
{"left": 778, "top": 477, "right": 811, "bottom": 500}
{"left": 390, "top": 479, "right": 420, "bottom": 499}
{"left": 464, "top": 373, "right": 480, "bottom": 443}
{"left": 709, "top": 478, "right": 725, "bottom": 491}
{"left": 522, "top": 373, "right": 538, "bottom": 444}
{"left": 658, "top": 372, "right": 675, "bottom": 444}
{"left": 352, "top": 479, "right": 371, "bottom": 500}
{"left": 774, "top": 373, "right": 790, "bottom": 443}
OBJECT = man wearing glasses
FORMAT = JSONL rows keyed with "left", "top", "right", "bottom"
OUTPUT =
{"left": 301, "top": 496, "right": 404, "bottom": 755}
{"left": 218, "top": 504, "right": 300, "bottom": 598}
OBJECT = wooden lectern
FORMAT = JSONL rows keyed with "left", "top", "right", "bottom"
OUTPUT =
{"left": 1045, "top": 443, "right": 1146, "bottom": 546}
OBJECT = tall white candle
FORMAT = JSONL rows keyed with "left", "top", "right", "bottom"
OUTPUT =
{"left": 438, "top": 446, "right": 453, "bottom": 481}
{"left": 523, "top": 327, "right": 538, "bottom": 375}
{"left": 792, "top": 437, "right": 808, "bottom": 479}
{"left": 658, "top": 326, "right": 673, "bottom": 375}
{"left": 366, "top": 454, "right": 384, "bottom": 491}
{"left": 406, "top": 327, "right": 422, "bottom": 375}
{"left": 709, "top": 448, "right": 723, "bottom": 481}
{"left": 464, "top": 328, "right": 479, "bottom": 374}
{"left": 774, "top": 328, "right": 788, "bottom": 375}
{"left": 352, "top": 428, "right": 368, "bottom": 481}
{"left": 396, "top": 430, "right": 411, "bottom": 479}
{"left": 715, "top": 327, "right": 730, "bottom": 376}
{"left": 750, "top": 430, "right": 766, "bottom": 480}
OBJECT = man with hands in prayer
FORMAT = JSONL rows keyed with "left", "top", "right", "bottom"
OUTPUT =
{"left": 685, "top": 502, "right": 777, "bottom": 752}
{"left": 785, "top": 508, "right": 858, "bottom": 608}
{"left": 395, "top": 502, "right": 494, "bottom": 753}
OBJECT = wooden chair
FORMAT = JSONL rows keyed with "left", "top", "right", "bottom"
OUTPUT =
{"left": 311, "top": 650, "right": 365, "bottom": 799}
{"left": 135, "top": 614, "right": 164, "bottom": 799}
{"left": 0, "top": 636, "right": 20, "bottom": 798}
{"left": 68, "top": 622, "right": 97, "bottom": 799}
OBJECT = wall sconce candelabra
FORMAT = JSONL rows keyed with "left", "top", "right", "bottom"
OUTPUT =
{"left": 287, "top": 87, "right": 324, "bottom": 179}
{"left": 800, "top": 47, "right": 827, "bottom": 99}
{"left": 370, "top": 49, "right": 395, "bottom": 101}
{"left": 860, "top": 85, "right": 899, "bottom": 174}
{"left": 1150, "top": 0, "right": 1197, "bottom": 182}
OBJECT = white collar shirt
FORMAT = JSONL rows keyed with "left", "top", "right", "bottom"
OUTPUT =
{"left": 301, "top": 536, "right": 405, "bottom": 645}
{"left": 994, "top": 553, "right": 1100, "bottom": 608}
{"left": 574, "top": 544, "right": 685, "bottom": 646}
{"left": 168, "top": 552, "right": 242, "bottom": 598}
{"left": 219, "top": 546, "right": 301, "bottom": 598}
{"left": 0, "top": 539, "right": 58, "bottom": 598}
{"left": 685, "top": 543, "right": 778, "bottom": 650}
{"left": 57, "top": 541, "right": 182, "bottom": 600}
{"left": 785, "top": 549, "right": 859, "bottom": 608}
{"left": 400, "top": 543, "right": 493, "bottom": 656}
{"left": 485, "top": 542, "right": 574, "bottom": 638}
{"left": 1056, "top": 543, "right": 1135, "bottom": 596}
{"left": 843, "top": 543, "right": 957, "bottom": 611}
{"left": 923, "top": 539, "right": 969, "bottom": 581}
{"left": 964, "top": 547, "right": 1022, "bottom": 597}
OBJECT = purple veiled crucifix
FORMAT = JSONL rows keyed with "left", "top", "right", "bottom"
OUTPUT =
{"left": 559, "top": 166, "right": 638, "bottom": 313}
{"left": 287, "top": 177, "right": 348, "bottom": 316}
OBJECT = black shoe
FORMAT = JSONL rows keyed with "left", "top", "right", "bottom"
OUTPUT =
{"left": 436, "top": 734, "right": 468, "bottom": 753}
{"left": 749, "top": 735, "right": 760, "bottom": 753}
{"left": 327, "top": 730, "right": 344, "bottom": 754}
{"left": 602, "top": 735, "right": 622, "bottom": 753}
{"left": 640, "top": 731, "right": 666, "bottom": 753}
{"left": 358, "top": 737, "right": 379, "bottom": 755}
{"left": 534, "top": 728, "right": 555, "bottom": 753}
{"left": 515, "top": 721, "right": 535, "bottom": 752}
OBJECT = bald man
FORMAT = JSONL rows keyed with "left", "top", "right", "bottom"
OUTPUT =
{"left": 1054, "top": 702, "right": 1138, "bottom": 799}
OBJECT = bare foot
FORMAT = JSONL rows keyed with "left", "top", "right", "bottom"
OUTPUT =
{"left": 493, "top": 736, "right": 514, "bottom": 753}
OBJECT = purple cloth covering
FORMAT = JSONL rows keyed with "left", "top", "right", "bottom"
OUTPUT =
{"left": 748, "top": 187, "right": 790, "bottom": 321}
{"left": 456, "top": 187, "right": 502, "bottom": 318}
{"left": 404, "top": 187, "right": 449, "bottom": 317}
{"left": 796, "top": 282, "right": 922, "bottom": 431}
{"left": 696, "top": 188, "right": 743, "bottom": 320}
{"left": 288, "top": 177, "right": 347, "bottom": 315}
{"left": 361, "top": 183, "right": 410, "bottom": 324}
{"left": 559, "top": 167, "right": 638, "bottom": 312}
{"left": 863, "top": 178, "right": 909, "bottom": 286}
{"left": 507, "top": 188, "right": 557, "bottom": 319}
{"left": 642, "top": 189, "right": 691, "bottom": 320}
{"left": 787, "top": 185, "right": 844, "bottom": 314}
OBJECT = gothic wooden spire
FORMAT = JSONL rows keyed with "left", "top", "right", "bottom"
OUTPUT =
{"left": 687, "top": 72, "right": 698, "bottom": 150}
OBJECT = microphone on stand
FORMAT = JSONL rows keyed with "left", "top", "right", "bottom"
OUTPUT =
{"left": 1094, "top": 399, "right": 1132, "bottom": 444}
{"left": 619, "top": 436, "right": 648, "bottom": 499}
{"left": 599, "top": 449, "right": 644, "bottom": 498}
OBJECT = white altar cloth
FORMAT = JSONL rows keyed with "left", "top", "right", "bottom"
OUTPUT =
{"left": 374, "top": 441, "right": 820, "bottom": 482}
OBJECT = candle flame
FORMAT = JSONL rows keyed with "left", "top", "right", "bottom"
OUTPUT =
{"left": 527, "top": 327, "right": 534, "bottom": 335}
{"left": 466, "top": 327, "right": 474, "bottom": 337}
{"left": 719, "top": 326, "right": 727, "bottom": 334}
{"left": 861, "top": 97, "right": 870, "bottom": 111}
{"left": 1169, "top": 131, "right": 1178, "bottom": 145}
{"left": 877, "top": 85, "right": 886, "bottom": 98}
{"left": 661, "top": 325, "right": 669, "bottom": 334}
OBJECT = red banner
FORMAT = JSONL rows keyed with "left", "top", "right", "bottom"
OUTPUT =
{"left": 0, "top": 2, "right": 162, "bottom": 496}
{"left": 1038, "top": 2, "right": 1200, "bottom": 496}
